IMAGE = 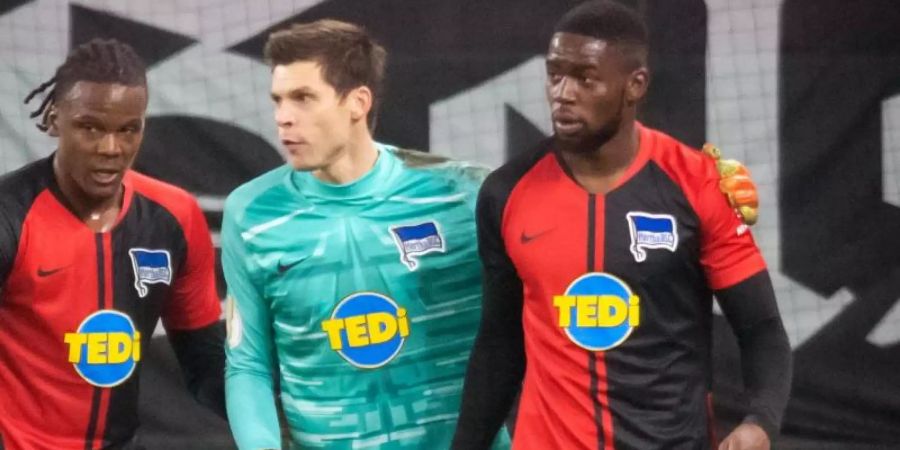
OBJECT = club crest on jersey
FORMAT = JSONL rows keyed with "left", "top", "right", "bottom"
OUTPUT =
{"left": 626, "top": 212, "right": 678, "bottom": 262}
{"left": 320, "top": 292, "right": 410, "bottom": 369}
{"left": 128, "top": 248, "right": 172, "bottom": 298}
{"left": 63, "top": 310, "right": 141, "bottom": 387}
{"left": 389, "top": 221, "right": 445, "bottom": 271}
{"left": 553, "top": 273, "right": 640, "bottom": 351}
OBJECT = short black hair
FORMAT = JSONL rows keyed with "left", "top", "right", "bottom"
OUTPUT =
{"left": 24, "top": 38, "right": 147, "bottom": 132}
{"left": 554, "top": 0, "right": 648, "bottom": 69}
{"left": 264, "top": 19, "right": 387, "bottom": 130}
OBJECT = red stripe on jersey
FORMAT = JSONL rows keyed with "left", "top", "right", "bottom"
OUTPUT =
{"left": 90, "top": 233, "right": 115, "bottom": 448}
{"left": 707, "top": 393, "right": 718, "bottom": 447}
{"left": 593, "top": 195, "right": 616, "bottom": 450}
{"left": 596, "top": 352, "right": 615, "bottom": 450}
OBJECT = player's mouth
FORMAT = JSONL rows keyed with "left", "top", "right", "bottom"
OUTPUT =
{"left": 281, "top": 138, "right": 308, "bottom": 153}
{"left": 90, "top": 168, "right": 121, "bottom": 186}
{"left": 552, "top": 113, "right": 584, "bottom": 135}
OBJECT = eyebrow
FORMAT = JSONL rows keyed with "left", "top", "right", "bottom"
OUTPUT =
{"left": 271, "top": 87, "right": 314, "bottom": 101}
{"left": 70, "top": 113, "right": 104, "bottom": 123}
{"left": 71, "top": 114, "right": 143, "bottom": 128}
{"left": 546, "top": 58, "right": 601, "bottom": 72}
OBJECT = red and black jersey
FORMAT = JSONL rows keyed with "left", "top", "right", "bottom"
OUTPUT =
{"left": 0, "top": 156, "right": 221, "bottom": 450}
{"left": 478, "top": 124, "right": 766, "bottom": 450}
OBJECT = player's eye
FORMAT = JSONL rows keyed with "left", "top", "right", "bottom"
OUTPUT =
{"left": 80, "top": 123, "right": 100, "bottom": 133}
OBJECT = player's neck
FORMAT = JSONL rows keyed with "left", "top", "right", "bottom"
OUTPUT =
{"left": 560, "top": 121, "right": 639, "bottom": 194}
{"left": 312, "top": 132, "right": 379, "bottom": 185}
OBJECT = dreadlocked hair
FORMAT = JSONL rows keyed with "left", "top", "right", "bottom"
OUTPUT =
{"left": 24, "top": 38, "right": 147, "bottom": 132}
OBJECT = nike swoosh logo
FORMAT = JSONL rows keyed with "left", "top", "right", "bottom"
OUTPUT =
{"left": 37, "top": 266, "right": 67, "bottom": 277}
{"left": 277, "top": 256, "right": 310, "bottom": 274}
{"left": 521, "top": 228, "right": 555, "bottom": 244}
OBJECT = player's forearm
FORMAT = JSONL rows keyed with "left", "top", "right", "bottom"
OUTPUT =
{"left": 170, "top": 321, "right": 227, "bottom": 418}
{"left": 717, "top": 270, "right": 793, "bottom": 437}
{"left": 226, "top": 369, "right": 282, "bottom": 450}
{"left": 452, "top": 269, "right": 525, "bottom": 449}
{"left": 452, "top": 331, "right": 524, "bottom": 449}
{"left": 735, "top": 315, "right": 792, "bottom": 437}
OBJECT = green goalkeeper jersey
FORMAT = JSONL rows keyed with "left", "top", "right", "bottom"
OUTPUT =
{"left": 222, "top": 143, "right": 510, "bottom": 449}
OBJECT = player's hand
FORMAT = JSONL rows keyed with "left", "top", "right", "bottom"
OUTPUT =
{"left": 702, "top": 143, "right": 759, "bottom": 226}
{"left": 718, "top": 423, "right": 770, "bottom": 450}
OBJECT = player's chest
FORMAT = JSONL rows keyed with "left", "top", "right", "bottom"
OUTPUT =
{"left": 257, "top": 207, "right": 481, "bottom": 366}
{"left": 5, "top": 202, "right": 186, "bottom": 321}
{"left": 260, "top": 204, "right": 478, "bottom": 299}
{"left": 504, "top": 181, "right": 700, "bottom": 284}
{"left": 1, "top": 205, "right": 186, "bottom": 387}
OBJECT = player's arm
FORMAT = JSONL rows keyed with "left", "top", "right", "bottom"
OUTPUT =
{"left": 0, "top": 198, "right": 20, "bottom": 292}
{"left": 695, "top": 168, "right": 792, "bottom": 448}
{"left": 221, "top": 199, "right": 282, "bottom": 450}
{"left": 452, "top": 176, "right": 525, "bottom": 450}
{"left": 162, "top": 198, "right": 226, "bottom": 418}
{"left": 716, "top": 270, "right": 792, "bottom": 446}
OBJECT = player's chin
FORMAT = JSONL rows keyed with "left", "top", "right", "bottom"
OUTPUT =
{"left": 286, "top": 157, "right": 320, "bottom": 172}
{"left": 81, "top": 181, "right": 121, "bottom": 203}
{"left": 553, "top": 132, "right": 593, "bottom": 153}
{"left": 283, "top": 145, "right": 316, "bottom": 170}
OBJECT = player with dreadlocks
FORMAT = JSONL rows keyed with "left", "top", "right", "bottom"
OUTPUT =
{"left": 0, "top": 38, "right": 226, "bottom": 449}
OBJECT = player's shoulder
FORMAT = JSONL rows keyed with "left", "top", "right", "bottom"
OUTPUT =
{"left": 0, "top": 156, "right": 54, "bottom": 217}
{"left": 128, "top": 170, "right": 202, "bottom": 220}
{"left": 387, "top": 145, "right": 491, "bottom": 190}
{"left": 481, "top": 138, "right": 553, "bottom": 200}
{"left": 0, "top": 156, "right": 52, "bottom": 194}
{"left": 643, "top": 126, "right": 719, "bottom": 188}
{"left": 224, "top": 164, "right": 293, "bottom": 222}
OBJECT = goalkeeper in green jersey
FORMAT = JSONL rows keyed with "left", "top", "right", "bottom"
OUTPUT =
{"left": 221, "top": 19, "right": 511, "bottom": 450}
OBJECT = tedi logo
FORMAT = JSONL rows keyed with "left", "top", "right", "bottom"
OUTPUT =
{"left": 321, "top": 292, "right": 410, "bottom": 369}
{"left": 553, "top": 273, "right": 640, "bottom": 351}
{"left": 64, "top": 310, "right": 142, "bottom": 387}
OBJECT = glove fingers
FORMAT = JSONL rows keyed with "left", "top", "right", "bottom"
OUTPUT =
{"left": 731, "top": 190, "right": 759, "bottom": 208}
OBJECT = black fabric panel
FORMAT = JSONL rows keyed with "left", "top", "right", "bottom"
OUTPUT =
{"left": 102, "top": 192, "right": 187, "bottom": 446}
{"left": 602, "top": 161, "right": 711, "bottom": 449}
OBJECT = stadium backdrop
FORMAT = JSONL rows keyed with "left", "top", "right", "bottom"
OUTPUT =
{"left": 1, "top": 0, "right": 898, "bottom": 447}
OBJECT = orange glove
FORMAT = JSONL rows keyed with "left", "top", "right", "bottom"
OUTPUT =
{"left": 702, "top": 143, "right": 759, "bottom": 226}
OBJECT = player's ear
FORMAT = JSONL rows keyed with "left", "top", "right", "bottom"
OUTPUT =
{"left": 348, "top": 86, "right": 373, "bottom": 124}
{"left": 46, "top": 105, "right": 60, "bottom": 137}
{"left": 625, "top": 67, "right": 649, "bottom": 105}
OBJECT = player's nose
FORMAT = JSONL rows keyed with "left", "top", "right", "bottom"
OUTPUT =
{"left": 97, "top": 133, "right": 123, "bottom": 156}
